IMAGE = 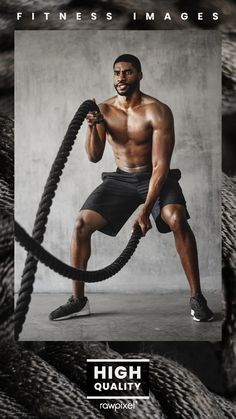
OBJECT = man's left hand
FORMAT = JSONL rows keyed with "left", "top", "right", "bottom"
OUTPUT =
{"left": 132, "top": 210, "right": 152, "bottom": 236}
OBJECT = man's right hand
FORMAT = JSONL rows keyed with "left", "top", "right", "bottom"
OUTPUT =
{"left": 86, "top": 111, "right": 104, "bottom": 126}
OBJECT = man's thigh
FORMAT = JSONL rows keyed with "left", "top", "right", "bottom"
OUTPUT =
{"left": 80, "top": 175, "right": 141, "bottom": 236}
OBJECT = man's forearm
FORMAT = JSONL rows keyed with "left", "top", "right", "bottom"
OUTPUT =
{"left": 143, "top": 165, "right": 169, "bottom": 215}
{"left": 85, "top": 125, "right": 105, "bottom": 162}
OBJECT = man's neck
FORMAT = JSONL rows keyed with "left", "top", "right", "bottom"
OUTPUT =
{"left": 116, "top": 90, "right": 142, "bottom": 110}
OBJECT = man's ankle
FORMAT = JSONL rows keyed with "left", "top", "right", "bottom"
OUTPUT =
{"left": 191, "top": 291, "right": 203, "bottom": 298}
{"left": 73, "top": 295, "right": 86, "bottom": 300}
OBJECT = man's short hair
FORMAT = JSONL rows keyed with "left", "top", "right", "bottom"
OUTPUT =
{"left": 113, "top": 54, "right": 142, "bottom": 72}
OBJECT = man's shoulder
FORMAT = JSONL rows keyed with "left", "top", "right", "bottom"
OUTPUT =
{"left": 98, "top": 96, "right": 116, "bottom": 111}
{"left": 142, "top": 95, "right": 174, "bottom": 123}
{"left": 142, "top": 94, "right": 171, "bottom": 114}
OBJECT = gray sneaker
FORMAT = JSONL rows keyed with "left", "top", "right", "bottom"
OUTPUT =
{"left": 49, "top": 296, "right": 90, "bottom": 321}
{"left": 190, "top": 294, "right": 214, "bottom": 322}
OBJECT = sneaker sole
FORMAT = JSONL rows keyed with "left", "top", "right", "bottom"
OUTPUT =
{"left": 190, "top": 309, "right": 214, "bottom": 322}
{"left": 50, "top": 302, "right": 91, "bottom": 321}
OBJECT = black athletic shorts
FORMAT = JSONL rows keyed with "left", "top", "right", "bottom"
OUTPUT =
{"left": 81, "top": 168, "right": 190, "bottom": 236}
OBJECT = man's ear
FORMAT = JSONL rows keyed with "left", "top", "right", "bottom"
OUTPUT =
{"left": 139, "top": 72, "right": 143, "bottom": 81}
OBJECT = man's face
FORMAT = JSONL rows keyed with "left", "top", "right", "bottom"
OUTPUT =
{"left": 113, "top": 62, "right": 142, "bottom": 96}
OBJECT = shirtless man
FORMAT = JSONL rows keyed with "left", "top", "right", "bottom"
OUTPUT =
{"left": 49, "top": 54, "right": 213, "bottom": 322}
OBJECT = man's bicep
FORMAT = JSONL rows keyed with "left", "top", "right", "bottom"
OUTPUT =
{"left": 152, "top": 105, "right": 175, "bottom": 167}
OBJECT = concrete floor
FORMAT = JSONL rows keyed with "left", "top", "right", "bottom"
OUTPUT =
{"left": 19, "top": 291, "right": 222, "bottom": 341}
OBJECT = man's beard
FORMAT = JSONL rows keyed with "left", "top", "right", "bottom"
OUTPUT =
{"left": 114, "top": 80, "right": 139, "bottom": 96}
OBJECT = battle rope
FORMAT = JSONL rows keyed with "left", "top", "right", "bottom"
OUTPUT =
{"left": 14, "top": 100, "right": 142, "bottom": 340}
{"left": 14, "top": 220, "right": 142, "bottom": 282}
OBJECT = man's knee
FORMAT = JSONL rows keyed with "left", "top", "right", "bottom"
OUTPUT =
{"left": 73, "top": 209, "right": 107, "bottom": 240}
{"left": 73, "top": 211, "right": 95, "bottom": 240}
{"left": 161, "top": 205, "right": 188, "bottom": 233}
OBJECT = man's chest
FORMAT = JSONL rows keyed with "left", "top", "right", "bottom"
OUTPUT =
{"left": 104, "top": 107, "right": 152, "bottom": 142}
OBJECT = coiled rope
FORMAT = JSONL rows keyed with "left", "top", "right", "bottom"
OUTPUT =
{"left": 14, "top": 100, "right": 142, "bottom": 340}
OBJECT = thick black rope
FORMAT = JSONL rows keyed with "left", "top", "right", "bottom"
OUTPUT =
{"left": 14, "top": 100, "right": 142, "bottom": 340}
{"left": 15, "top": 220, "right": 142, "bottom": 282}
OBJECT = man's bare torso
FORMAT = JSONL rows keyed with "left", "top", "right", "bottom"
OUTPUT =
{"left": 99, "top": 93, "right": 166, "bottom": 173}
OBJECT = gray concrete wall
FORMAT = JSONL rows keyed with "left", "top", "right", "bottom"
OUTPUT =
{"left": 15, "top": 30, "right": 221, "bottom": 293}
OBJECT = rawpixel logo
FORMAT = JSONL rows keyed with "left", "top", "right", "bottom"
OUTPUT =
{"left": 86, "top": 359, "right": 149, "bottom": 400}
